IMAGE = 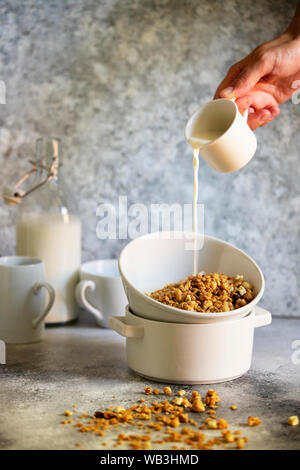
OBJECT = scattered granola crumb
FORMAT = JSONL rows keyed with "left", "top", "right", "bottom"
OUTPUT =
{"left": 222, "top": 430, "right": 235, "bottom": 442}
{"left": 205, "top": 390, "right": 220, "bottom": 408}
{"left": 248, "top": 416, "right": 262, "bottom": 427}
{"left": 217, "top": 419, "right": 228, "bottom": 430}
{"left": 207, "top": 419, "right": 218, "bottom": 429}
{"left": 192, "top": 398, "right": 205, "bottom": 412}
{"left": 59, "top": 387, "right": 284, "bottom": 451}
{"left": 236, "top": 438, "right": 245, "bottom": 449}
{"left": 288, "top": 416, "right": 299, "bottom": 426}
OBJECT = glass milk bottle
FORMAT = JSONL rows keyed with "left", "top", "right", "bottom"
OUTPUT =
{"left": 16, "top": 138, "right": 81, "bottom": 324}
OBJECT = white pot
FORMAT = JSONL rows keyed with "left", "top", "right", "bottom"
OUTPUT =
{"left": 109, "top": 305, "right": 271, "bottom": 384}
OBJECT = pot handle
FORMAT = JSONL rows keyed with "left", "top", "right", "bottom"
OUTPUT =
{"left": 253, "top": 305, "right": 272, "bottom": 328}
{"left": 108, "top": 316, "right": 144, "bottom": 338}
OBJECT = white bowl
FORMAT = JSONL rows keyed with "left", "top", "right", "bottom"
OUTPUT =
{"left": 119, "top": 232, "right": 265, "bottom": 323}
{"left": 109, "top": 305, "right": 271, "bottom": 384}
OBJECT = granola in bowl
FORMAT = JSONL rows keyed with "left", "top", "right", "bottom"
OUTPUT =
{"left": 149, "top": 273, "right": 254, "bottom": 313}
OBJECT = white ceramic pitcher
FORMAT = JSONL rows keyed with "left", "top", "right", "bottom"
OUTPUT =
{"left": 184, "top": 98, "right": 257, "bottom": 173}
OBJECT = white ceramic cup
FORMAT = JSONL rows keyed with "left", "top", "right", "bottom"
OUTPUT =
{"left": 0, "top": 256, "right": 55, "bottom": 344}
{"left": 184, "top": 98, "right": 257, "bottom": 172}
{"left": 75, "top": 259, "right": 127, "bottom": 328}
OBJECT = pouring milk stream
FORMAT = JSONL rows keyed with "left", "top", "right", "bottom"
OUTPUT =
{"left": 185, "top": 98, "right": 257, "bottom": 275}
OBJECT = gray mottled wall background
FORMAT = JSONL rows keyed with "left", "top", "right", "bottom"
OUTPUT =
{"left": 0, "top": 0, "right": 299, "bottom": 317}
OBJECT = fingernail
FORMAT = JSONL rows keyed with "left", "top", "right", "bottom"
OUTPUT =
{"left": 220, "top": 86, "right": 235, "bottom": 98}
{"left": 248, "top": 107, "right": 255, "bottom": 114}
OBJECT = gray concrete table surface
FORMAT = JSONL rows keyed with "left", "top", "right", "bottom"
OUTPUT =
{"left": 0, "top": 315, "right": 299, "bottom": 450}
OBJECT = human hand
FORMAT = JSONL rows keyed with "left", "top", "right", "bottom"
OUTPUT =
{"left": 214, "top": 30, "right": 300, "bottom": 129}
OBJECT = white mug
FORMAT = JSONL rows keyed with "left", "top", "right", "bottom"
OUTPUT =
{"left": 75, "top": 259, "right": 127, "bottom": 328}
{"left": 184, "top": 98, "right": 257, "bottom": 173}
{"left": 0, "top": 256, "right": 55, "bottom": 344}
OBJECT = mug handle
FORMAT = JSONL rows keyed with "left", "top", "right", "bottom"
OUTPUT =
{"left": 75, "top": 280, "right": 104, "bottom": 324}
{"left": 32, "top": 282, "right": 55, "bottom": 329}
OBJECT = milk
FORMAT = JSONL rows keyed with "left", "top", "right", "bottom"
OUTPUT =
{"left": 192, "top": 148, "right": 199, "bottom": 275}
{"left": 191, "top": 132, "right": 221, "bottom": 275}
{"left": 190, "top": 130, "right": 223, "bottom": 148}
{"left": 16, "top": 214, "right": 81, "bottom": 323}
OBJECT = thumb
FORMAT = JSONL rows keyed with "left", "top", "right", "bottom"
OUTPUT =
{"left": 220, "top": 53, "right": 272, "bottom": 99}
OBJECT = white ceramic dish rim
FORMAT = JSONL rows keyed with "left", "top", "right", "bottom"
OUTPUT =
{"left": 118, "top": 231, "right": 265, "bottom": 322}
{"left": 80, "top": 259, "right": 120, "bottom": 279}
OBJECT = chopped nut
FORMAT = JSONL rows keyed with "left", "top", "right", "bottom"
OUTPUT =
{"left": 170, "top": 417, "right": 180, "bottom": 428}
{"left": 236, "top": 438, "right": 245, "bottom": 449}
{"left": 64, "top": 410, "right": 72, "bottom": 417}
{"left": 173, "top": 397, "right": 183, "bottom": 406}
{"left": 115, "top": 406, "right": 126, "bottom": 413}
{"left": 192, "top": 398, "right": 205, "bottom": 412}
{"left": 191, "top": 391, "right": 200, "bottom": 402}
{"left": 163, "top": 386, "right": 172, "bottom": 395}
{"left": 288, "top": 416, "right": 299, "bottom": 426}
{"left": 237, "top": 286, "right": 246, "bottom": 296}
{"left": 217, "top": 419, "right": 228, "bottom": 430}
{"left": 207, "top": 419, "right": 218, "bottom": 429}
{"left": 144, "top": 386, "right": 152, "bottom": 395}
{"left": 230, "top": 405, "right": 237, "bottom": 410}
{"left": 177, "top": 390, "right": 186, "bottom": 397}
{"left": 248, "top": 416, "right": 262, "bottom": 427}
{"left": 153, "top": 389, "right": 160, "bottom": 395}
{"left": 205, "top": 390, "right": 220, "bottom": 407}
{"left": 222, "top": 430, "right": 235, "bottom": 443}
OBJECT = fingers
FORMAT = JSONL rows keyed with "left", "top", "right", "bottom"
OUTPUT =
{"left": 214, "top": 60, "right": 245, "bottom": 99}
{"left": 216, "top": 49, "right": 275, "bottom": 100}
{"left": 247, "top": 106, "right": 280, "bottom": 130}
